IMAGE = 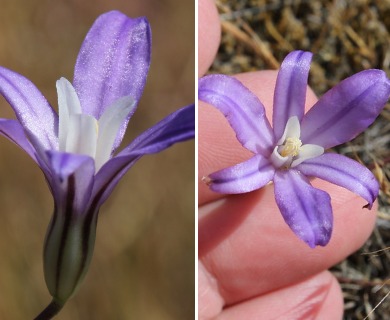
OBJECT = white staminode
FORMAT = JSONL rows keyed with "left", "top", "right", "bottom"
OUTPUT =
{"left": 57, "top": 77, "right": 135, "bottom": 172}
{"left": 270, "top": 116, "right": 324, "bottom": 168}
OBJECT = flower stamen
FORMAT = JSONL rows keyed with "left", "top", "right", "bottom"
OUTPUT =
{"left": 270, "top": 116, "right": 324, "bottom": 168}
{"left": 279, "top": 137, "right": 302, "bottom": 157}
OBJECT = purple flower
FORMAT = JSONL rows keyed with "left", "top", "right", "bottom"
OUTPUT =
{"left": 0, "top": 11, "right": 194, "bottom": 318}
{"left": 199, "top": 50, "right": 390, "bottom": 248}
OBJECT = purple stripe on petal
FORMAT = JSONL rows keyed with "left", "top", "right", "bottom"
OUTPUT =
{"left": 74, "top": 11, "right": 150, "bottom": 120}
{"left": 93, "top": 104, "right": 194, "bottom": 207}
{"left": 0, "top": 67, "right": 58, "bottom": 150}
{"left": 273, "top": 51, "right": 312, "bottom": 140}
{"left": 92, "top": 155, "right": 140, "bottom": 208}
{"left": 199, "top": 74, "right": 275, "bottom": 156}
{"left": 208, "top": 154, "right": 274, "bottom": 194}
{"left": 46, "top": 151, "right": 95, "bottom": 214}
{"left": 274, "top": 170, "right": 333, "bottom": 248}
{"left": 44, "top": 151, "right": 96, "bottom": 303}
{"left": 301, "top": 70, "right": 390, "bottom": 149}
{"left": 296, "top": 153, "right": 378, "bottom": 209}
{"left": 0, "top": 119, "right": 37, "bottom": 162}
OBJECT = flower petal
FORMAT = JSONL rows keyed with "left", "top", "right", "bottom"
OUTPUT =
{"left": 73, "top": 11, "right": 151, "bottom": 148}
{"left": 301, "top": 70, "right": 390, "bottom": 149}
{"left": 207, "top": 154, "right": 275, "bottom": 194}
{"left": 46, "top": 151, "right": 95, "bottom": 214}
{"left": 296, "top": 153, "right": 378, "bottom": 209}
{"left": 120, "top": 103, "right": 195, "bottom": 156}
{"left": 44, "top": 151, "right": 96, "bottom": 302}
{"left": 93, "top": 104, "right": 195, "bottom": 206}
{"left": 0, "top": 119, "right": 37, "bottom": 162}
{"left": 274, "top": 170, "right": 333, "bottom": 248}
{"left": 0, "top": 66, "right": 58, "bottom": 150}
{"left": 199, "top": 74, "right": 274, "bottom": 156}
{"left": 273, "top": 51, "right": 312, "bottom": 140}
{"left": 91, "top": 155, "right": 140, "bottom": 209}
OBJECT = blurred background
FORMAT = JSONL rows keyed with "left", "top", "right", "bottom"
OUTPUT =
{"left": 0, "top": 0, "right": 194, "bottom": 319}
{"left": 210, "top": 0, "right": 390, "bottom": 318}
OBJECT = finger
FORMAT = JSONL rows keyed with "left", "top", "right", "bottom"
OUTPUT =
{"left": 199, "top": 262, "right": 224, "bottom": 320}
{"left": 198, "top": 0, "right": 221, "bottom": 76}
{"left": 216, "top": 270, "right": 343, "bottom": 320}
{"left": 199, "top": 178, "right": 376, "bottom": 304}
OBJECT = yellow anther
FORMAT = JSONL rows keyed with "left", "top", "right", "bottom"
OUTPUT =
{"left": 279, "top": 137, "right": 302, "bottom": 157}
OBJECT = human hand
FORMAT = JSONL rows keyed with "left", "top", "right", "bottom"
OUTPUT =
{"left": 198, "top": 0, "right": 377, "bottom": 318}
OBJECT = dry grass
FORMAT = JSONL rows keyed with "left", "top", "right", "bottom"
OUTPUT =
{"left": 211, "top": 0, "right": 390, "bottom": 318}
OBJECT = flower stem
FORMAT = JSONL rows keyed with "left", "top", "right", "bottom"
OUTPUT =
{"left": 34, "top": 299, "right": 64, "bottom": 320}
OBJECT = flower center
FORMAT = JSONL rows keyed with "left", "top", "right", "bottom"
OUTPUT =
{"left": 57, "top": 77, "right": 135, "bottom": 172}
{"left": 279, "top": 137, "right": 302, "bottom": 157}
{"left": 270, "top": 116, "right": 324, "bottom": 169}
